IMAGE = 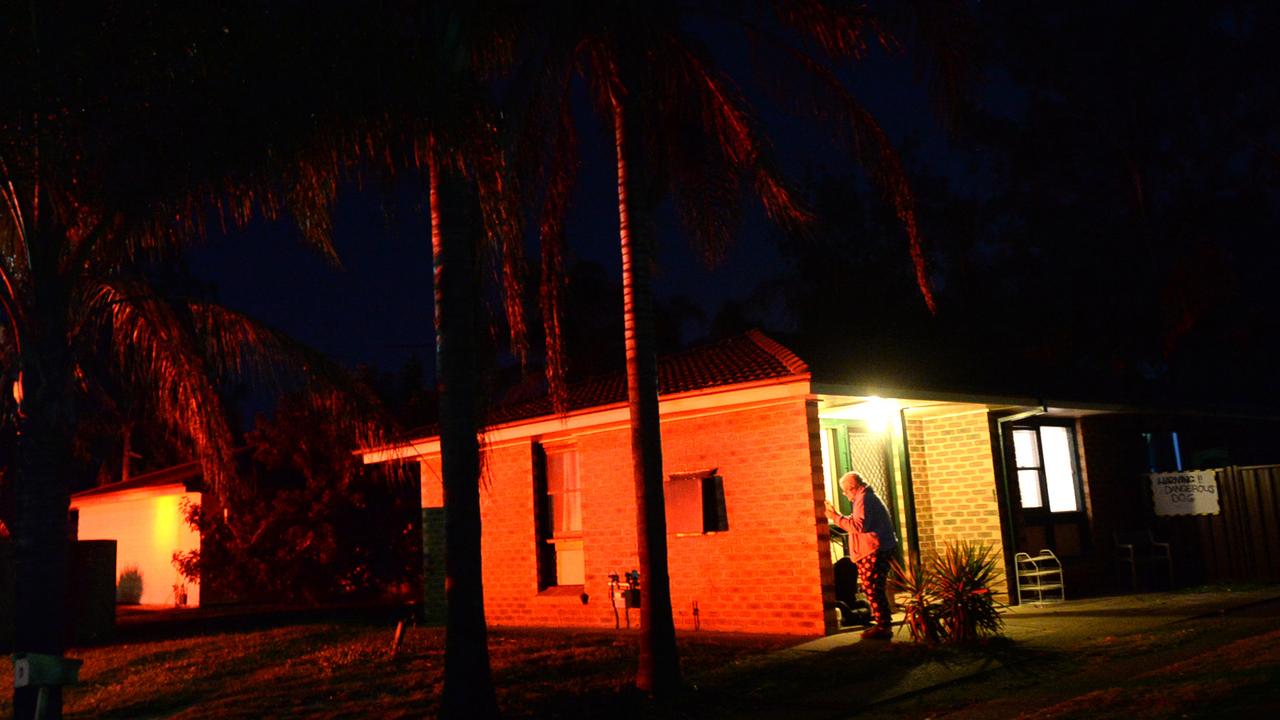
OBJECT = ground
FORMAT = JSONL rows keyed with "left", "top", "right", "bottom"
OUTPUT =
{"left": 6, "top": 588, "right": 1278, "bottom": 718}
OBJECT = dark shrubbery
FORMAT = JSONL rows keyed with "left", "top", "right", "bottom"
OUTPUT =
{"left": 174, "top": 394, "right": 419, "bottom": 605}
{"left": 117, "top": 565, "right": 144, "bottom": 605}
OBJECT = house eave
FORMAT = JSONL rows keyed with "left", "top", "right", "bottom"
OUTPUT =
{"left": 363, "top": 374, "right": 811, "bottom": 464}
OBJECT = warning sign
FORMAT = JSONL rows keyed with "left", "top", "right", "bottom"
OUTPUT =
{"left": 1148, "top": 470, "right": 1220, "bottom": 516}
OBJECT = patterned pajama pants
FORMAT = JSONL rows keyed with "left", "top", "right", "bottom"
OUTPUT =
{"left": 856, "top": 550, "right": 892, "bottom": 628}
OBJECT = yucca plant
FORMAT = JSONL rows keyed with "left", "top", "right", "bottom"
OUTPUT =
{"left": 890, "top": 552, "right": 942, "bottom": 644}
{"left": 929, "top": 541, "right": 1005, "bottom": 643}
{"left": 891, "top": 541, "right": 1005, "bottom": 644}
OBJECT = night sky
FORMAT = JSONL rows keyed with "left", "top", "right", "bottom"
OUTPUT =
{"left": 187, "top": 45, "right": 943, "bottom": 375}
{"left": 188, "top": 2, "right": 1280, "bottom": 412}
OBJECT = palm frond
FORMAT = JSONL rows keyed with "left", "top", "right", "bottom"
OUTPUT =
{"left": 878, "top": 0, "right": 975, "bottom": 135}
{"left": 536, "top": 85, "right": 578, "bottom": 413}
{"left": 772, "top": 0, "right": 895, "bottom": 60}
{"left": 744, "top": 27, "right": 937, "bottom": 313}
{"left": 662, "top": 37, "right": 812, "bottom": 250}
{"left": 76, "top": 279, "right": 236, "bottom": 492}
{"left": 186, "top": 301, "right": 397, "bottom": 455}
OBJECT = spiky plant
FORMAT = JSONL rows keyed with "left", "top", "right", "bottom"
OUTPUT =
{"left": 929, "top": 540, "right": 1005, "bottom": 643}
{"left": 890, "top": 552, "right": 942, "bottom": 644}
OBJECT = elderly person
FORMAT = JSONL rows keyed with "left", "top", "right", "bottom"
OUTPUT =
{"left": 825, "top": 471, "right": 898, "bottom": 639}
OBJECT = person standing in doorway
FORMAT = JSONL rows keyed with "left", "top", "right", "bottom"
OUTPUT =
{"left": 825, "top": 471, "right": 898, "bottom": 639}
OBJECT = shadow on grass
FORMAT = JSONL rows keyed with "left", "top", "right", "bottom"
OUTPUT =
{"left": 508, "top": 634, "right": 1048, "bottom": 719}
{"left": 22, "top": 620, "right": 1068, "bottom": 719}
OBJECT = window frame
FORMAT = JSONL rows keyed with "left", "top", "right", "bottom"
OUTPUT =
{"left": 533, "top": 442, "right": 585, "bottom": 590}
{"left": 1010, "top": 422, "right": 1084, "bottom": 515}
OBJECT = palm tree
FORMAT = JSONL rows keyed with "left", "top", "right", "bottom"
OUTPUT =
{"left": 369, "top": 6, "right": 524, "bottom": 716}
{"left": 513, "top": 0, "right": 969, "bottom": 694}
{"left": 0, "top": 5, "right": 394, "bottom": 715}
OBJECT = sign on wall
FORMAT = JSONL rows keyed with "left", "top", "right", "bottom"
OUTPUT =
{"left": 1148, "top": 470, "right": 1220, "bottom": 516}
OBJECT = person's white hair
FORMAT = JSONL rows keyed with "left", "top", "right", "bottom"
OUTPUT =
{"left": 839, "top": 471, "right": 864, "bottom": 492}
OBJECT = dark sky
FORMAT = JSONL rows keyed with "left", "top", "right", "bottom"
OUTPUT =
{"left": 187, "top": 44, "right": 945, "bottom": 378}
{"left": 187, "top": 2, "right": 1280, "bottom": 412}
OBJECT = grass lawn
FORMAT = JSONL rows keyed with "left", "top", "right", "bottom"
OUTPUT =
{"left": 8, "top": 596, "right": 1278, "bottom": 718}
{"left": 2, "top": 623, "right": 897, "bottom": 719}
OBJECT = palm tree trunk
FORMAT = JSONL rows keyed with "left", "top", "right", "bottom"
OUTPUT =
{"left": 611, "top": 90, "right": 682, "bottom": 695}
{"left": 12, "top": 305, "right": 74, "bottom": 719}
{"left": 429, "top": 138, "right": 501, "bottom": 719}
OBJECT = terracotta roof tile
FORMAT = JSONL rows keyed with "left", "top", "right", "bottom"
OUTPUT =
{"left": 486, "top": 330, "right": 807, "bottom": 425}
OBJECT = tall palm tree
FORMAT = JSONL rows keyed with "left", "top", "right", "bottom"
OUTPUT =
{"left": 369, "top": 6, "right": 524, "bottom": 716}
{"left": 0, "top": 5, "right": 395, "bottom": 715}
{"left": 514, "top": 0, "right": 968, "bottom": 694}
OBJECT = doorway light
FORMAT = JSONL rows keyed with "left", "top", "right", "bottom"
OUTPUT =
{"left": 822, "top": 396, "right": 899, "bottom": 432}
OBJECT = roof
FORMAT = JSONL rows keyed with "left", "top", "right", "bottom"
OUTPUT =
{"left": 415, "top": 330, "right": 809, "bottom": 433}
{"left": 71, "top": 461, "right": 203, "bottom": 501}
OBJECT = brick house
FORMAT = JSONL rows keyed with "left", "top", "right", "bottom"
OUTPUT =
{"left": 362, "top": 330, "right": 1267, "bottom": 635}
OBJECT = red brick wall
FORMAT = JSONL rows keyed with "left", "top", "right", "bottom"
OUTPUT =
{"left": 417, "top": 396, "right": 830, "bottom": 635}
{"left": 905, "top": 408, "right": 1007, "bottom": 586}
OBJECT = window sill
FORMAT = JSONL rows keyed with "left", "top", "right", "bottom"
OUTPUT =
{"left": 537, "top": 585, "right": 585, "bottom": 598}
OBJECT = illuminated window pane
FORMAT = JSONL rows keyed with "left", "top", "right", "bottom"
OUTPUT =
{"left": 546, "top": 453, "right": 565, "bottom": 494}
{"left": 820, "top": 429, "right": 836, "bottom": 504}
{"left": 554, "top": 539, "right": 585, "bottom": 585}
{"left": 552, "top": 494, "right": 581, "bottom": 534}
{"left": 1017, "top": 469, "right": 1043, "bottom": 508}
{"left": 1041, "top": 426, "right": 1079, "bottom": 512}
{"left": 548, "top": 451, "right": 581, "bottom": 534}
{"left": 1012, "top": 429, "right": 1040, "bottom": 468}
{"left": 537, "top": 445, "right": 585, "bottom": 588}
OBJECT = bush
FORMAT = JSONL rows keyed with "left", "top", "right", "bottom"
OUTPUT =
{"left": 173, "top": 393, "right": 420, "bottom": 605}
{"left": 117, "top": 565, "right": 144, "bottom": 604}
{"left": 890, "top": 541, "right": 1005, "bottom": 644}
{"left": 893, "top": 552, "right": 943, "bottom": 644}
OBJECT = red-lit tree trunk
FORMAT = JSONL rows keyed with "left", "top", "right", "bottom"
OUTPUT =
{"left": 11, "top": 225, "right": 75, "bottom": 719}
{"left": 610, "top": 89, "right": 681, "bottom": 695}
{"left": 429, "top": 138, "right": 501, "bottom": 719}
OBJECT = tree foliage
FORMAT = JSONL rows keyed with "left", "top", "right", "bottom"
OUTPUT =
{"left": 175, "top": 393, "right": 419, "bottom": 605}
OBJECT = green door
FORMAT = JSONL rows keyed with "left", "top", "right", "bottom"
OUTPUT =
{"left": 820, "top": 420, "right": 899, "bottom": 562}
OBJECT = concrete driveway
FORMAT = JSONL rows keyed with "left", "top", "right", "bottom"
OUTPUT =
{"left": 777, "top": 586, "right": 1280, "bottom": 711}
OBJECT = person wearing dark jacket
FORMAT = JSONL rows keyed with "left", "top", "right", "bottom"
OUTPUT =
{"left": 825, "top": 471, "right": 898, "bottom": 639}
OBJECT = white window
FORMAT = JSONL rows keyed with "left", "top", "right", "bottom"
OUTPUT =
{"left": 1012, "top": 425, "right": 1082, "bottom": 513}
{"left": 535, "top": 444, "right": 584, "bottom": 587}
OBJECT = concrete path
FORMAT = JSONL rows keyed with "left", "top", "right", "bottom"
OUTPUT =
{"left": 770, "top": 587, "right": 1280, "bottom": 716}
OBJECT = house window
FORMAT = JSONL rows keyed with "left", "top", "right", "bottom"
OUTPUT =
{"left": 1143, "top": 431, "right": 1183, "bottom": 472}
{"left": 665, "top": 470, "right": 728, "bottom": 535}
{"left": 1011, "top": 425, "right": 1082, "bottom": 513}
{"left": 533, "top": 443, "right": 584, "bottom": 588}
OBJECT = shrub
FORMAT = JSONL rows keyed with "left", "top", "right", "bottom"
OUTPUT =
{"left": 173, "top": 393, "right": 420, "bottom": 605}
{"left": 890, "top": 541, "right": 1004, "bottom": 644}
{"left": 892, "top": 552, "right": 943, "bottom": 644}
{"left": 117, "top": 565, "right": 144, "bottom": 604}
{"left": 931, "top": 541, "right": 1005, "bottom": 643}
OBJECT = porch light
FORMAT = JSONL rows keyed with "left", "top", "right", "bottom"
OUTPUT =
{"left": 821, "top": 396, "right": 899, "bottom": 431}
{"left": 862, "top": 397, "right": 896, "bottom": 433}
